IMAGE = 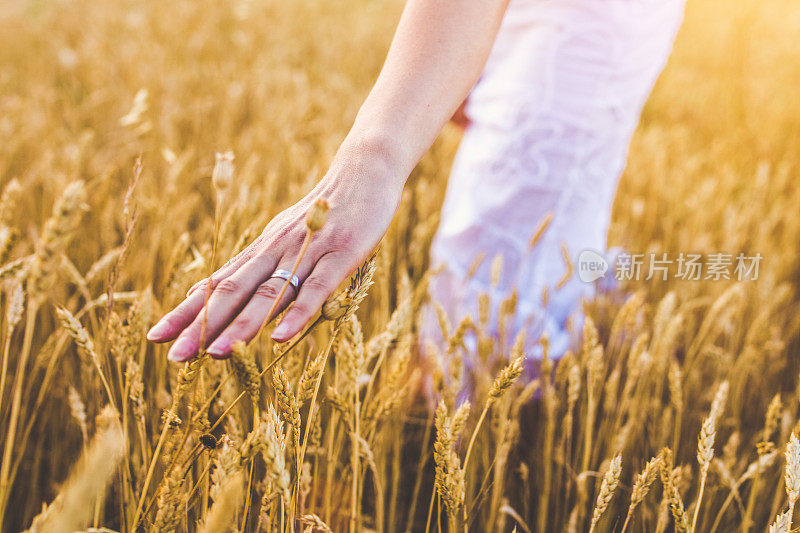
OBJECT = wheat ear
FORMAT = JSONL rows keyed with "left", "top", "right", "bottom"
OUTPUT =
{"left": 589, "top": 455, "right": 622, "bottom": 533}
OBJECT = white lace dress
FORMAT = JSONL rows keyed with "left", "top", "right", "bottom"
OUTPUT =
{"left": 423, "top": 0, "right": 686, "bottom": 361}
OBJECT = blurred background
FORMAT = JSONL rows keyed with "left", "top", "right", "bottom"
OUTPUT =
{"left": 1, "top": 0, "right": 800, "bottom": 531}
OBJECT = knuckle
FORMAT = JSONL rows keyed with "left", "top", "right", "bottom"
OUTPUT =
{"left": 271, "top": 225, "right": 293, "bottom": 243}
{"left": 229, "top": 246, "right": 256, "bottom": 267}
{"left": 301, "top": 276, "right": 328, "bottom": 294}
{"left": 330, "top": 229, "right": 356, "bottom": 250}
{"left": 240, "top": 249, "right": 257, "bottom": 263}
{"left": 232, "top": 316, "right": 256, "bottom": 334}
{"left": 293, "top": 230, "right": 308, "bottom": 247}
{"left": 282, "top": 226, "right": 308, "bottom": 248}
{"left": 171, "top": 302, "right": 195, "bottom": 321}
{"left": 215, "top": 278, "right": 242, "bottom": 295}
{"left": 288, "top": 300, "right": 312, "bottom": 318}
{"left": 254, "top": 281, "right": 281, "bottom": 300}
{"left": 194, "top": 278, "right": 212, "bottom": 293}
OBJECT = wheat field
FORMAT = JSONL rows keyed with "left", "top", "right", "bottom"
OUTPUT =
{"left": 1, "top": 0, "right": 800, "bottom": 531}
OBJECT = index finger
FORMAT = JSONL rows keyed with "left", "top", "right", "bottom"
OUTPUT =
{"left": 147, "top": 280, "right": 218, "bottom": 342}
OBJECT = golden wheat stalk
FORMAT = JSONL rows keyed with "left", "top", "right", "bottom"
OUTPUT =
{"left": 56, "top": 306, "right": 117, "bottom": 409}
{"left": 199, "top": 471, "right": 245, "bottom": 533}
{"left": 589, "top": 455, "right": 622, "bottom": 533}
{"left": 461, "top": 350, "right": 525, "bottom": 529}
{"left": 621, "top": 455, "right": 661, "bottom": 533}
{"left": 272, "top": 365, "right": 301, "bottom": 451}
{"left": 301, "top": 512, "right": 334, "bottom": 532}
{"left": 296, "top": 253, "right": 377, "bottom": 510}
{"left": 692, "top": 380, "right": 728, "bottom": 532}
{"left": 231, "top": 340, "right": 261, "bottom": 406}
{"left": 784, "top": 432, "right": 800, "bottom": 524}
{"left": 28, "top": 408, "right": 123, "bottom": 533}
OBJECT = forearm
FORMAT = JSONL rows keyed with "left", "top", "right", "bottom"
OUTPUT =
{"left": 332, "top": 0, "right": 510, "bottom": 188}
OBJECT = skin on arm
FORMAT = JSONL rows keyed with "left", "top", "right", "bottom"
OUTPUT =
{"left": 147, "top": 0, "right": 511, "bottom": 361}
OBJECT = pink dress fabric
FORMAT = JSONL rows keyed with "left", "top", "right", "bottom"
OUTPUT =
{"left": 423, "top": 0, "right": 686, "bottom": 361}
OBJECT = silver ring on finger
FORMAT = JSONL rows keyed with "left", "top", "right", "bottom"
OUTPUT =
{"left": 269, "top": 269, "right": 300, "bottom": 290}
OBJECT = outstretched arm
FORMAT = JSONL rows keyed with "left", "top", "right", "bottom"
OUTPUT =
{"left": 346, "top": 0, "right": 509, "bottom": 177}
{"left": 147, "top": 0, "right": 510, "bottom": 361}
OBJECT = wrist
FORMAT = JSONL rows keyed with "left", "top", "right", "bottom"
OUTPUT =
{"left": 329, "top": 129, "right": 409, "bottom": 194}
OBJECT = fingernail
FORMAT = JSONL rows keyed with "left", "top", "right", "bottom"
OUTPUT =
{"left": 187, "top": 278, "right": 210, "bottom": 297}
{"left": 147, "top": 321, "right": 170, "bottom": 341}
{"left": 206, "top": 338, "right": 230, "bottom": 358}
{"left": 186, "top": 282, "right": 202, "bottom": 297}
{"left": 271, "top": 321, "right": 291, "bottom": 341}
{"left": 168, "top": 337, "right": 197, "bottom": 362}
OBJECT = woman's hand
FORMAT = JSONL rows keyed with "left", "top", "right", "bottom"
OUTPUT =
{"left": 147, "top": 0, "right": 510, "bottom": 362}
{"left": 147, "top": 148, "right": 402, "bottom": 362}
